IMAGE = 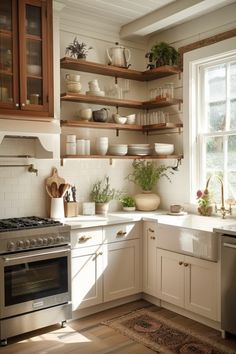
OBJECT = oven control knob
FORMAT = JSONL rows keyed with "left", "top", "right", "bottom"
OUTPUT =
{"left": 43, "top": 238, "right": 48, "bottom": 245}
{"left": 37, "top": 238, "right": 43, "bottom": 246}
{"left": 17, "top": 240, "right": 24, "bottom": 248}
{"left": 7, "top": 241, "right": 15, "bottom": 251}
{"left": 24, "top": 239, "right": 30, "bottom": 248}
{"left": 59, "top": 236, "right": 65, "bottom": 243}
{"left": 48, "top": 237, "right": 54, "bottom": 245}
{"left": 30, "top": 239, "right": 36, "bottom": 247}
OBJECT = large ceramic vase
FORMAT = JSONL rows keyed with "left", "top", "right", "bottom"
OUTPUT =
{"left": 134, "top": 191, "right": 160, "bottom": 211}
{"left": 95, "top": 202, "right": 109, "bottom": 216}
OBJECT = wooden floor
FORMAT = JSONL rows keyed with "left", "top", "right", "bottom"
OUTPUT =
{"left": 1, "top": 300, "right": 236, "bottom": 353}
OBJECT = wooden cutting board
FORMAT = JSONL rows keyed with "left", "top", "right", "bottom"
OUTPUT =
{"left": 45, "top": 167, "right": 65, "bottom": 187}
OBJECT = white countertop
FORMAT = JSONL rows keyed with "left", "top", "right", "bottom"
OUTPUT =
{"left": 64, "top": 211, "right": 236, "bottom": 233}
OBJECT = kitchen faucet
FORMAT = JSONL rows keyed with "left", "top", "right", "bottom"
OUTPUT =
{"left": 207, "top": 175, "right": 232, "bottom": 219}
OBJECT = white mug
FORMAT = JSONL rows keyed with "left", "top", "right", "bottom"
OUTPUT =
{"left": 65, "top": 73, "right": 80, "bottom": 82}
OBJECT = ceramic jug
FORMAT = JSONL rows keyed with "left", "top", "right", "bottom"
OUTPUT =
{"left": 106, "top": 42, "right": 131, "bottom": 68}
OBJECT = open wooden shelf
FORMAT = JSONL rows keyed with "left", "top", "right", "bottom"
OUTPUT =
{"left": 61, "top": 93, "right": 182, "bottom": 110}
{"left": 61, "top": 120, "right": 183, "bottom": 133}
{"left": 60, "top": 57, "right": 181, "bottom": 81}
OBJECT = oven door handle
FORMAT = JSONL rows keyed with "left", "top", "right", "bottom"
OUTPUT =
{"left": 223, "top": 242, "right": 236, "bottom": 249}
{"left": 3, "top": 246, "right": 71, "bottom": 262}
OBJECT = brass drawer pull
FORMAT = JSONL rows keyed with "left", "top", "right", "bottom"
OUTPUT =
{"left": 79, "top": 236, "right": 92, "bottom": 242}
{"left": 184, "top": 263, "right": 189, "bottom": 267}
{"left": 150, "top": 236, "right": 156, "bottom": 240}
{"left": 148, "top": 228, "right": 154, "bottom": 233}
{"left": 116, "top": 231, "right": 127, "bottom": 237}
{"left": 179, "top": 261, "right": 183, "bottom": 265}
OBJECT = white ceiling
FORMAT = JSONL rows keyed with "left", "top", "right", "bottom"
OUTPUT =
{"left": 55, "top": 0, "right": 235, "bottom": 40}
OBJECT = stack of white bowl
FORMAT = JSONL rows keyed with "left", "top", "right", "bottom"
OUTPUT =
{"left": 109, "top": 144, "right": 128, "bottom": 156}
{"left": 128, "top": 144, "right": 151, "bottom": 156}
{"left": 95, "top": 137, "right": 108, "bottom": 155}
{"left": 65, "top": 73, "right": 82, "bottom": 93}
{"left": 154, "top": 143, "right": 174, "bottom": 155}
{"left": 86, "top": 79, "right": 105, "bottom": 97}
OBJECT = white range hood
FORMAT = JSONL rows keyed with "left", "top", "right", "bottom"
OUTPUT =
{"left": 0, "top": 119, "right": 61, "bottom": 159}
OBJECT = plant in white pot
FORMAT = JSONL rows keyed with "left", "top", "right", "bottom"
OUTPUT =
{"left": 127, "top": 160, "right": 173, "bottom": 211}
{"left": 90, "top": 176, "right": 122, "bottom": 215}
{"left": 120, "top": 195, "right": 136, "bottom": 212}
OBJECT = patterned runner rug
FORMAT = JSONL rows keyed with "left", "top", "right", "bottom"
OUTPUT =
{"left": 102, "top": 308, "right": 234, "bottom": 354}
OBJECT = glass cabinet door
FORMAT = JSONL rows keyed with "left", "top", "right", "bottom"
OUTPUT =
{"left": 0, "top": 0, "right": 19, "bottom": 109}
{"left": 19, "top": 0, "right": 50, "bottom": 112}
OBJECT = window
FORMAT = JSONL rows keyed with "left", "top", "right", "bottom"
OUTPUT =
{"left": 196, "top": 57, "right": 236, "bottom": 203}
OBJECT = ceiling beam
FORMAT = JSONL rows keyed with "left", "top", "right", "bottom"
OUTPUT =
{"left": 120, "top": 0, "right": 234, "bottom": 39}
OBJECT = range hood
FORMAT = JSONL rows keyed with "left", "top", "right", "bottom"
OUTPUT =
{"left": 0, "top": 118, "right": 61, "bottom": 159}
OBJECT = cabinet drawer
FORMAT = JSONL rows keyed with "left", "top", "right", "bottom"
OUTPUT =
{"left": 104, "top": 222, "right": 141, "bottom": 243}
{"left": 71, "top": 227, "right": 103, "bottom": 248}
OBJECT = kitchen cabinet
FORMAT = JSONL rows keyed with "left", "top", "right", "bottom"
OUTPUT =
{"left": 71, "top": 222, "right": 141, "bottom": 311}
{"left": 0, "top": 0, "right": 53, "bottom": 118}
{"left": 142, "top": 221, "right": 159, "bottom": 297}
{"left": 103, "top": 222, "right": 142, "bottom": 302}
{"left": 157, "top": 248, "right": 219, "bottom": 321}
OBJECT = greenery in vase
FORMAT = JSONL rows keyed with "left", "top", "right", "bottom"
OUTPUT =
{"left": 127, "top": 160, "right": 173, "bottom": 191}
{"left": 120, "top": 195, "right": 136, "bottom": 207}
{"left": 90, "top": 176, "right": 122, "bottom": 203}
{"left": 196, "top": 188, "right": 213, "bottom": 216}
{"left": 145, "top": 42, "right": 179, "bottom": 67}
{"left": 65, "top": 37, "right": 92, "bottom": 59}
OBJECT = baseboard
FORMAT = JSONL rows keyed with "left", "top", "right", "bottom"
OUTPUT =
{"left": 72, "top": 293, "right": 143, "bottom": 320}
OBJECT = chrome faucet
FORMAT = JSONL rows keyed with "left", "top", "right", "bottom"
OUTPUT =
{"left": 207, "top": 175, "right": 232, "bottom": 219}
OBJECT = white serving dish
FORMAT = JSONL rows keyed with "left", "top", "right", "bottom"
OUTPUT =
{"left": 27, "top": 64, "right": 41, "bottom": 76}
{"left": 126, "top": 114, "right": 136, "bottom": 125}
{"left": 109, "top": 144, "right": 128, "bottom": 156}
{"left": 154, "top": 143, "right": 174, "bottom": 155}
{"left": 86, "top": 90, "right": 105, "bottom": 97}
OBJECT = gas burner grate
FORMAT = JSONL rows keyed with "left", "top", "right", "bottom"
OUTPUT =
{"left": 0, "top": 216, "right": 62, "bottom": 232}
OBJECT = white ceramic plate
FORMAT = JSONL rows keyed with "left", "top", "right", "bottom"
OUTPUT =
{"left": 166, "top": 211, "right": 188, "bottom": 216}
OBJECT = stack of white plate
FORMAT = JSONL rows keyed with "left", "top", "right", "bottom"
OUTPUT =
{"left": 128, "top": 144, "right": 152, "bottom": 156}
{"left": 109, "top": 144, "right": 128, "bottom": 156}
{"left": 86, "top": 90, "right": 105, "bottom": 97}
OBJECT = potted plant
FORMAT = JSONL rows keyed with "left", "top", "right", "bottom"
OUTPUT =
{"left": 90, "top": 176, "right": 122, "bottom": 215}
{"left": 120, "top": 195, "right": 136, "bottom": 212}
{"left": 65, "top": 37, "right": 93, "bottom": 60}
{"left": 145, "top": 42, "right": 179, "bottom": 68}
{"left": 127, "top": 160, "right": 173, "bottom": 211}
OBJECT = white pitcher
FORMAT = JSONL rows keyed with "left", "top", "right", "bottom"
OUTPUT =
{"left": 106, "top": 42, "right": 131, "bottom": 68}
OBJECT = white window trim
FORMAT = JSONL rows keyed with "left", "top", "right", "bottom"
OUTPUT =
{"left": 183, "top": 37, "right": 236, "bottom": 204}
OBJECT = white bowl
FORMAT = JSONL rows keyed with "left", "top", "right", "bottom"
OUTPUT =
{"left": 109, "top": 144, "right": 128, "bottom": 156}
{"left": 66, "top": 82, "right": 82, "bottom": 93}
{"left": 86, "top": 90, "right": 105, "bottom": 97}
{"left": 27, "top": 64, "right": 41, "bottom": 76}
{"left": 126, "top": 114, "right": 136, "bottom": 125}
{"left": 114, "top": 116, "right": 127, "bottom": 124}
{"left": 154, "top": 143, "right": 174, "bottom": 155}
{"left": 79, "top": 108, "right": 92, "bottom": 120}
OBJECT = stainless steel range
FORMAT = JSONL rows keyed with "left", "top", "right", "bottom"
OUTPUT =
{"left": 0, "top": 216, "right": 72, "bottom": 346}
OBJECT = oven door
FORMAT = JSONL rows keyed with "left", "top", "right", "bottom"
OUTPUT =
{"left": 0, "top": 246, "right": 71, "bottom": 318}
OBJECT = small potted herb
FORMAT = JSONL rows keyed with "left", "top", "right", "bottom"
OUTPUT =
{"left": 145, "top": 42, "right": 179, "bottom": 68}
{"left": 65, "top": 37, "right": 93, "bottom": 60}
{"left": 120, "top": 195, "right": 136, "bottom": 212}
{"left": 90, "top": 176, "right": 122, "bottom": 215}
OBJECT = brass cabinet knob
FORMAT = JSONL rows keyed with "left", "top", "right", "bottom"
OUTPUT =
{"left": 116, "top": 231, "right": 127, "bottom": 237}
{"left": 184, "top": 262, "right": 189, "bottom": 267}
{"left": 150, "top": 236, "right": 156, "bottom": 240}
{"left": 79, "top": 236, "right": 92, "bottom": 242}
{"left": 179, "top": 261, "right": 183, "bottom": 265}
{"left": 148, "top": 228, "right": 154, "bottom": 233}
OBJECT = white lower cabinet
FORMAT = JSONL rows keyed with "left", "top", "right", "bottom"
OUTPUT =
{"left": 157, "top": 249, "right": 219, "bottom": 321}
{"left": 143, "top": 221, "right": 159, "bottom": 297}
{"left": 103, "top": 239, "right": 141, "bottom": 302}
{"left": 71, "top": 222, "right": 141, "bottom": 311}
{"left": 72, "top": 244, "right": 104, "bottom": 310}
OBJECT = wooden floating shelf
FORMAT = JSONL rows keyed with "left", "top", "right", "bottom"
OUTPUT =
{"left": 60, "top": 93, "right": 182, "bottom": 110}
{"left": 61, "top": 120, "right": 183, "bottom": 133}
{"left": 60, "top": 57, "right": 181, "bottom": 81}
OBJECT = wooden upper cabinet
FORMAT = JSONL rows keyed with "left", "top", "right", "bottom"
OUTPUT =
{"left": 0, "top": 0, "right": 53, "bottom": 118}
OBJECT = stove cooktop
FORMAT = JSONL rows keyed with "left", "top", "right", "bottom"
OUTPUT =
{"left": 0, "top": 216, "right": 62, "bottom": 232}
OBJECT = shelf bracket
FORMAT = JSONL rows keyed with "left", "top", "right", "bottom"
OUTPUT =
{"left": 116, "top": 129, "right": 119, "bottom": 137}
{"left": 60, "top": 158, "right": 64, "bottom": 166}
{"left": 109, "top": 158, "right": 113, "bottom": 165}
